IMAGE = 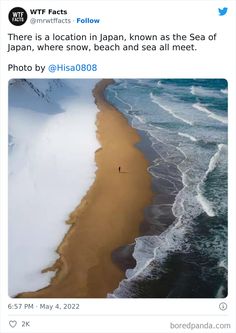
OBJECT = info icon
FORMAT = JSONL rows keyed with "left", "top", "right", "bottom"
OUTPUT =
{"left": 8, "top": 7, "right": 27, "bottom": 26}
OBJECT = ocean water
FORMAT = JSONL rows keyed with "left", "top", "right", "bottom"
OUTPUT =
{"left": 105, "top": 79, "right": 227, "bottom": 298}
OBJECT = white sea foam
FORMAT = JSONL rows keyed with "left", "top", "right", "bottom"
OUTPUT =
{"left": 126, "top": 220, "right": 187, "bottom": 281}
{"left": 9, "top": 79, "right": 100, "bottom": 296}
{"left": 109, "top": 203, "right": 191, "bottom": 297}
{"left": 196, "top": 191, "right": 215, "bottom": 217}
{"left": 205, "top": 144, "right": 226, "bottom": 177}
{"left": 220, "top": 89, "right": 228, "bottom": 95}
{"left": 196, "top": 144, "right": 226, "bottom": 218}
{"left": 113, "top": 90, "right": 133, "bottom": 111}
{"left": 178, "top": 132, "right": 197, "bottom": 142}
{"left": 190, "top": 86, "right": 197, "bottom": 95}
{"left": 193, "top": 103, "right": 227, "bottom": 124}
{"left": 150, "top": 93, "right": 193, "bottom": 125}
{"left": 196, "top": 143, "right": 226, "bottom": 218}
{"left": 191, "top": 86, "right": 225, "bottom": 98}
{"left": 215, "top": 285, "right": 226, "bottom": 298}
{"left": 218, "top": 259, "right": 227, "bottom": 270}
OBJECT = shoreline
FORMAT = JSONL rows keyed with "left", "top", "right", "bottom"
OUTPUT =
{"left": 18, "top": 79, "right": 154, "bottom": 298}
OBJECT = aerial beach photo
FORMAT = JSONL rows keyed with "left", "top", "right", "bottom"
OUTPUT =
{"left": 8, "top": 78, "right": 228, "bottom": 298}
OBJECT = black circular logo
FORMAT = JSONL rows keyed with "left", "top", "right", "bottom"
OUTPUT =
{"left": 8, "top": 7, "right": 27, "bottom": 26}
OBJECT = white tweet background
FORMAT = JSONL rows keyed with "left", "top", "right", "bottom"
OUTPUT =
{"left": 0, "top": 0, "right": 236, "bottom": 332}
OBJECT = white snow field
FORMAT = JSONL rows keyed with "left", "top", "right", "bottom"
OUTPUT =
{"left": 9, "top": 79, "right": 100, "bottom": 296}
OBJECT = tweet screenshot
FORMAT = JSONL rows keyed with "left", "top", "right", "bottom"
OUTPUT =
{"left": 0, "top": 0, "right": 235, "bottom": 332}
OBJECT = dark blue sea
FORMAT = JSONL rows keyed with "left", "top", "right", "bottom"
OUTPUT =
{"left": 105, "top": 79, "right": 228, "bottom": 298}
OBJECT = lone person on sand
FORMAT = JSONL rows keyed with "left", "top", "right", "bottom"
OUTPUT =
{"left": 118, "top": 166, "right": 121, "bottom": 173}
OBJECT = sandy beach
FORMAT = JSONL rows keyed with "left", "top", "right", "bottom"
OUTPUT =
{"left": 19, "top": 79, "right": 154, "bottom": 298}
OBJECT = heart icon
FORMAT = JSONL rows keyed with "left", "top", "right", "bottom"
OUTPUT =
{"left": 9, "top": 321, "right": 17, "bottom": 328}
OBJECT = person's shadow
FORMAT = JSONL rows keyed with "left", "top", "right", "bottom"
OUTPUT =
{"left": 118, "top": 167, "right": 128, "bottom": 174}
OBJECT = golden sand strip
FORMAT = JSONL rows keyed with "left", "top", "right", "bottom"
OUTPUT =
{"left": 19, "top": 79, "right": 154, "bottom": 298}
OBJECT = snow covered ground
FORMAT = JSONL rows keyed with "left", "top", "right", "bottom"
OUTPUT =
{"left": 8, "top": 79, "right": 100, "bottom": 296}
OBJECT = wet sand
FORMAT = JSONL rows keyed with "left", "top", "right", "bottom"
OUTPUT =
{"left": 19, "top": 79, "right": 154, "bottom": 298}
